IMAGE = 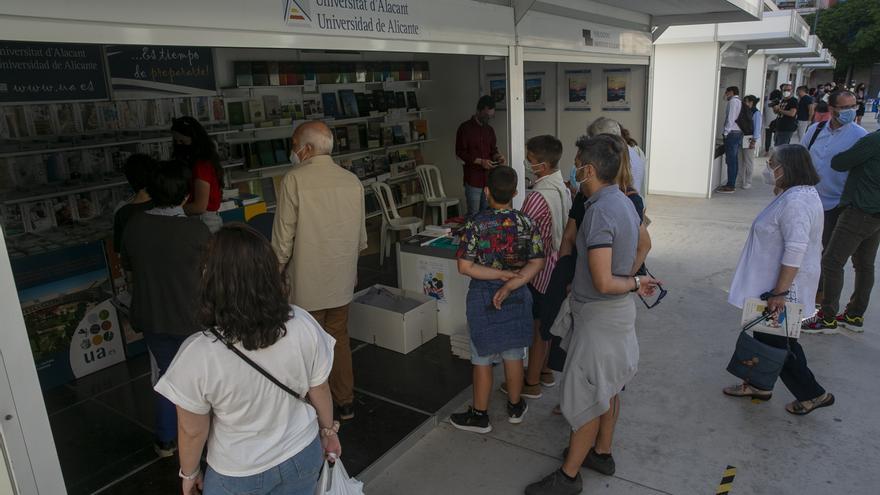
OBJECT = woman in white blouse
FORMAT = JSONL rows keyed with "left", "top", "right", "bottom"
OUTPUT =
{"left": 723, "top": 145, "right": 835, "bottom": 416}
{"left": 155, "top": 224, "right": 341, "bottom": 495}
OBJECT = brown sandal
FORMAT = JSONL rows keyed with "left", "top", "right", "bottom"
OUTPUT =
{"left": 723, "top": 383, "right": 772, "bottom": 401}
{"left": 786, "top": 393, "right": 835, "bottom": 415}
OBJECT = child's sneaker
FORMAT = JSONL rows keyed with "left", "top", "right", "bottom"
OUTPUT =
{"left": 837, "top": 312, "right": 865, "bottom": 332}
{"left": 802, "top": 312, "right": 838, "bottom": 335}
{"left": 507, "top": 399, "right": 528, "bottom": 424}
{"left": 450, "top": 406, "right": 492, "bottom": 434}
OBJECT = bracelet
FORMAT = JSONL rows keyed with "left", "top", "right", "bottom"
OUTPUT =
{"left": 320, "top": 420, "right": 341, "bottom": 438}
{"left": 630, "top": 276, "right": 641, "bottom": 293}
{"left": 179, "top": 467, "right": 201, "bottom": 481}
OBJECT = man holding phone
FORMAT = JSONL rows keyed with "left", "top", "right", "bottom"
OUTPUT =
{"left": 456, "top": 95, "right": 507, "bottom": 216}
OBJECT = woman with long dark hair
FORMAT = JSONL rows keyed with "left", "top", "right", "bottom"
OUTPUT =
{"left": 171, "top": 116, "right": 224, "bottom": 232}
{"left": 155, "top": 224, "right": 340, "bottom": 495}
{"left": 855, "top": 83, "right": 866, "bottom": 125}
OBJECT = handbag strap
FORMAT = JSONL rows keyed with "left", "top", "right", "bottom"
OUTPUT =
{"left": 208, "top": 328, "right": 304, "bottom": 401}
{"left": 742, "top": 307, "right": 792, "bottom": 353}
{"left": 807, "top": 121, "right": 827, "bottom": 150}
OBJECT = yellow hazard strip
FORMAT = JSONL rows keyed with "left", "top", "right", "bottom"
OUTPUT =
{"left": 716, "top": 465, "right": 737, "bottom": 494}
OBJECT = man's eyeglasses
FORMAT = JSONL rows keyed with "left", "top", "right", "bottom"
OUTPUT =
{"left": 638, "top": 269, "right": 668, "bottom": 309}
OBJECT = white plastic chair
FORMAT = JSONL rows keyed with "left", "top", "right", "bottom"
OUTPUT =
{"left": 370, "top": 181, "right": 423, "bottom": 266}
{"left": 416, "top": 164, "right": 460, "bottom": 225}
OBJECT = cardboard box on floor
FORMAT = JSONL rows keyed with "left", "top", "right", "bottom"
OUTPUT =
{"left": 348, "top": 284, "right": 438, "bottom": 354}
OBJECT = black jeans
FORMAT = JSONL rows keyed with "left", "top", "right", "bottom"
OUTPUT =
{"left": 764, "top": 127, "right": 774, "bottom": 153}
{"left": 753, "top": 332, "right": 825, "bottom": 401}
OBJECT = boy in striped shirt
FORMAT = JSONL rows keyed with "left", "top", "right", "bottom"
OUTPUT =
{"left": 507, "top": 135, "right": 572, "bottom": 399}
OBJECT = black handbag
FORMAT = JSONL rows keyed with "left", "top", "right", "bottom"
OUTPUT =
{"left": 726, "top": 309, "right": 791, "bottom": 391}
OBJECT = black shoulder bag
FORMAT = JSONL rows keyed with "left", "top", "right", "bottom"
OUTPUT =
{"left": 807, "top": 121, "right": 827, "bottom": 150}
{"left": 208, "top": 328, "right": 306, "bottom": 402}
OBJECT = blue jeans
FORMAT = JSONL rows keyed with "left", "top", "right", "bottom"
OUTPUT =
{"left": 724, "top": 132, "right": 743, "bottom": 187}
{"left": 143, "top": 332, "right": 189, "bottom": 443}
{"left": 464, "top": 185, "right": 488, "bottom": 217}
{"left": 204, "top": 435, "right": 323, "bottom": 495}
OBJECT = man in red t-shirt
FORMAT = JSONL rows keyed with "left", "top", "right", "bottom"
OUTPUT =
{"left": 456, "top": 96, "right": 506, "bottom": 216}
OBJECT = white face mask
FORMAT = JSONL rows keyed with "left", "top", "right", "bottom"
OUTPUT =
{"left": 783, "top": 91, "right": 792, "bottom": 98}
{"left": 289, "top": 145, "right": 305, "bottom": 165}
{"left": 763, "top": 163, "right": 780, "bottom": 188}
{"left": 574, "top": 165, "right": 590, "bottom": 185}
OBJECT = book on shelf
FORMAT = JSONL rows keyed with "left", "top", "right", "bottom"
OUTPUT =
{"left": 93, "top": 188, "right": 116, "bottom": 215}
{"left": 394, "top": 92, "right": 407, "bottom": 111}
{"left": 381, "top": 125, "right": 394, "bottom": 147}
{"left": 293, "top": 103, "right": 305, "bottom": 120}
{"left": 122, "top": 100, "right": 146, "bottom": 129}
{"left": 262, "top": 95, "right": 281, "bottom": 121}
{"left": 73, "top": 192, "right": 98, "bottom": 221}
{"left": 397, "top": 61, "right": 413, "bottom": 81}
{"left": 227, "top": 101, "right": 246, "bottom": 126}
{"left": 317, "top": 63, "right": 337, "bottom": 85}
{"left": 22, "top": 201, "right": 54, "bottom": 233}
{"left": 333, "top": 126, "right": 349, "bottom": 153}
{"left": 28, "top": 105, "right": 56, "bottom": 136}
{"left": 392, "top": 124, "right": 407, "bottom": 145}
{"left": 236, "top": 193, "right": 263, "bottom": 206}
{"left": 0, "top": 204, "right": 26, "bottom": 237}
{"left": 260, "top": 177, "right": 278, "bottom": 205}
{"left": 45, "top": 153, "right": 68, "bottom": 183}
{"left": 384, "top": 90, "right": 396, "bottom": 109}
{"left": 193, "top": 97, "right": 211, "bottom": 122}
{"left": 211, "top": 97, "right": 226, "bottom": 122}
{"left": 303, "top": 95, "right": 323, "bottom": 119}
{"left": 234, "top": 62, "right": 253, "bottom": 87}
{"left": 411, "top": 119, "right": 429, "bottom": 141}
{"left": 355, "top": 63, "right": 368, "bottom": 83}
{"left": 405, "top": 91, "right": 419, "bottom": 111}
{"left": 367, "top": 122, "right": 382, "bottom": 148}
{"left": 268, "top": 62, "right": 280, "bottom": 86}
{"left": 255, "top": 140, "right": 276, "bottom": 167}
{"left": 355, "top": 93, "right": 371, "bottom": 117}
{"left": 157, "top": 99, "right": 175, "bottom": 126}
{"left": 53, "top": 103, "right": 82, "bottom": 135}
{"left": 352, "top": 160, "right": 367, "bottom": 179}
{"left": 321, "top": 93, "right": 339, "bottom": 119}
{"left": 48, "top": 196, "right": 75, "bottom": 227}
{"left": 413, "top": 61, "right": 430, "bottom": 81}
{"left": 0, "top": 108, "right": 10, "bottom": 139}
{"left": 251, "top": 62, "right": 270, "bottom": 86}
{"left": 174, "top": 98, "right": 192, "bottom": 118}
{"left": 143, "top": 100, "right": 162, "bottom": 128}
{"left": 78, "top": 103, "right": 101, "bottom": 133}
{"left": 370, "top": 90, "right": 387, "bottom": 113}
{"left": 248, "top": 98, "right": 266, "bottom": 123}
{"left": 272, "top": 139, "right": 289, "bottom": 164}
{"left": 346, "top": 124, "right": 362, "bottom": 151}
{"left": 82, "top": 148, "right": 108, "bottom": 177}
{"left": 3, "top": 107, "right": 28, "bottom": 138}
{"left": 338, "top": 89, "right": 359, "bottom": 119}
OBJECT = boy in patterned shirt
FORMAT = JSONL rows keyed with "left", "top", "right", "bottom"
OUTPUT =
{"left": 450, "top": 166, "right": 546, "bottom": 434}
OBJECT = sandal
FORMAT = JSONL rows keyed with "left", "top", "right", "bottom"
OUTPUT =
{"left": 786, "top": 393, "right": 835, "bottom": 415}
{"left": 723, "top": 383, "right": 772, "bottom": 401}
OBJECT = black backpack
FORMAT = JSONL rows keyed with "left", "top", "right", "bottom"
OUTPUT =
{"left": 735, "top": 100, "right": 755, "bottom": 135}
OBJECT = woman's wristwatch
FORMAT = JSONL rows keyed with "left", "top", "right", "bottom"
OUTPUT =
{"left": 630, "top": 276, "right": 641, "bottom": 293}
{"left": 179, "top": 467, "right": 201, "bottom": 480}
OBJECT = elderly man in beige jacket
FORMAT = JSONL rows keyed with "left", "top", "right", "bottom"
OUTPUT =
{"left": 272, "top": 121, "right": 368, "bottom": 420}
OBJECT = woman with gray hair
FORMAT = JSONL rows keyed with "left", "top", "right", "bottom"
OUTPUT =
{"left": 586, "top": 117, "right": 645, "bottom": 193}
{"left": 723, "top": 144, "right": 834, "bottom": 415}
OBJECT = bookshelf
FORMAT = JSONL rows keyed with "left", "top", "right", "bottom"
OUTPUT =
{"left": 1, "top": 59, "right": 433, "bottom": 240}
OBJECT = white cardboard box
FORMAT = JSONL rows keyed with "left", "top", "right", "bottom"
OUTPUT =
{"left": 348, "top": 284, "right": 438, "bottom": 354}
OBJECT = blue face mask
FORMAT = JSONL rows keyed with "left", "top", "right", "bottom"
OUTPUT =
{"left": 836, "top": 108, "right": 857, "bottom": 125}
{"left": 569, "top": 166, "right": 578, "bottom": 186}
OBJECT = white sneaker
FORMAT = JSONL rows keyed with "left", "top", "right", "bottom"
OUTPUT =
{"left": 742, "top": 183, "right": 752, "bottom": 189}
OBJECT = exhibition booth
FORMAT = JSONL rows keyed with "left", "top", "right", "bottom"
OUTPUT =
{"left": 0, "top": 1, "right": 764, "bottom": 493}
{"left": 648, "top": 8, "right": 809, "bottom": 198}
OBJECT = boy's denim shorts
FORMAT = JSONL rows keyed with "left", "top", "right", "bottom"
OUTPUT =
{"left": 469, "top": 339, "right": 526, "bottom": 366}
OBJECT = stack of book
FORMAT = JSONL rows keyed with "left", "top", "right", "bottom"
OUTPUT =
{"left": 233, "top": 61, "right": 430, "bottom": 88}
{"left": 450, "top": 332, "right": 473, "bottom": 361}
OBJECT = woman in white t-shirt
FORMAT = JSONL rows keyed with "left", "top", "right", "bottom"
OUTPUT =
{"left": 155, "top": 224, "right": 340, "bottom": 495}
{"left": 722, "top": 145, "right": 834, "bottom": 416}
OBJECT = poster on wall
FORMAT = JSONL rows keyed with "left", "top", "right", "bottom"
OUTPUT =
{"left": 12, "top": 242, "right": 126, "bottom": 390}
{"left": 524, "top": 72, "right": 545, "bottom": 110}
{"left": 486, "top": 73, "right": 506, "bottom": 110}
{"left": 565, "top": 69, "right": 591, "bottom": 111}
{"left": 603, "top": 68, "right": 631, "bottom": 111}
{"left": 106, "top": 45, "right": 216, "bottom": 99}
{"left": 0, "top": 41, "right": 109, "bottom": 103}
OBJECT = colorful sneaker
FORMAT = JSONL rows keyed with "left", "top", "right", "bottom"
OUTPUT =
{"left": 450, "top": 406, "right": 492, "bottom": 434}
{"left": 802, "top": 316, "right": 838, "bottom": 335}
{"left": 507, "top": 399, "right": 528, "bottom": 424}
{"left": 837, "top": 312, "right": 865, "bottom": 332}
{"left": 500, "top": 380, "right": 543, "bottom": 399}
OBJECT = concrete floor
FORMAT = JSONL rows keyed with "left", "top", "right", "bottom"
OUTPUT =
{"left": 367, "top": 127, "right": 880, "bottom": 494}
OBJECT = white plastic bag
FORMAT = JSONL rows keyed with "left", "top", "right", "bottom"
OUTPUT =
{"left": 315, "top": 459, "right": 364, "bottom": 495}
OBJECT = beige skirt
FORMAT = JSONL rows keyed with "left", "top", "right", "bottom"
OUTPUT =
{"left": 560, "top": 295, "right": 639, "bottom": 431}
